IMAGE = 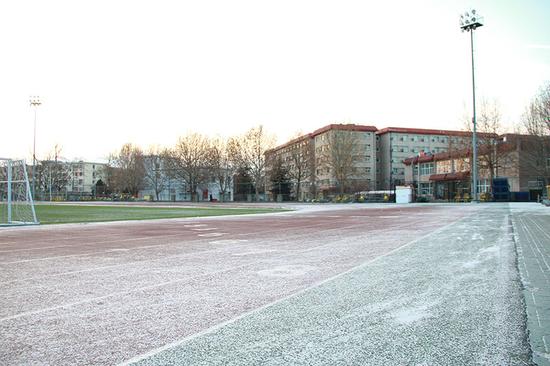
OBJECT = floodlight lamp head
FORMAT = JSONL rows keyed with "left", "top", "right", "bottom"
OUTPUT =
{"left": 460, "top": 9, "right": 483, "bottom": 31}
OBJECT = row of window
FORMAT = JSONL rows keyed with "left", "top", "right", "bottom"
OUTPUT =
{"left": 390, "top": 134, "right": 471, "bottom": 145}
{"left": 418, "top": 180, "right": 490, "bottom": 195}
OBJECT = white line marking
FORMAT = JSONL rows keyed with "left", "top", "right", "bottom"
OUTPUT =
{"left": 209, "top": 239, "right": 248, "bottom": 245}
{"left": 0, "top": 264, "right": 251, "bottom": 322}
{"left": 191, "top": 228, "right": 217, "bottom": 231}
{"left": 198, "top": 233, "right": 226, "bottom": 237}
{"left": 0, "top": 244, "right": 73, "bottom": 253}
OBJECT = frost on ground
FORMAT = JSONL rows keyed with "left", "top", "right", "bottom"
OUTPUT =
{"left": 131, "top": 204, "right": 531, "bottom": 366}
{"left": 0, "top": 204, "right": 532, "bottom": 365}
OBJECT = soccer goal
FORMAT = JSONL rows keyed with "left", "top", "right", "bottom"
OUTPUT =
{"left": 0, "top": 158, "right": 39, "bottom": 226}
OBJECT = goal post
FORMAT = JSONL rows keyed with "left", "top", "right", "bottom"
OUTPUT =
{"left": 0, "top": 158, "right": 39, "bottom": 226}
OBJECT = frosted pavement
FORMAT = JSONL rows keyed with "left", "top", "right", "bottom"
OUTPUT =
{"left": 127, "top": 204, "right": 531, "bottom": 365}
{"left": 0, "top": 203, "right": 540, "bottom": 365}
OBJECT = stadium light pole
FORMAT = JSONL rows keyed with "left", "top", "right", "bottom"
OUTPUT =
{"left": 460, "top": 10, "right": 483, "bottom": 202}
{"left": 29, "top": 96, "right": 42, "bottom": 199}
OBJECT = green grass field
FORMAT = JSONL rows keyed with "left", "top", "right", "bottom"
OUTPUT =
{"left": 28, "top": 204, "right": 286, "bottom": 225}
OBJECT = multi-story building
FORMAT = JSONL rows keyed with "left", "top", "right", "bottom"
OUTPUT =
{"left": 266, "top": 124, "right": 377, "bottom": 199}
{"left": 402, "top": 133, "right": 550, "bottom": 201}
{"left": 264, "top": 134, "right": 315, "bottom": 201}
{"left": 376, "top": 127, "right": 496, "bottom": 190}
{"left": 312, "top": 124, "right": 378, "bottom": 195}
{"left": 268, "top": 124, "right": 503, "bottom": 197}
{"left": 66, "top": 161, "right": 107, "bottom": 196}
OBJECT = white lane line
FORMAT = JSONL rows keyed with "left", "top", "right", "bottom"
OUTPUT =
{"left": 0, "top": 243, "right": 253, "bottom": 285}
{"left": 0, "top": 245, "right": 74, "bottom": 253}
{"left": 198, "top": 233, "right": 226, "bottom": 237}
{"left": 0, "top": 232, "right": 211, "bottom": 265}
{"left": 120, "top": 211, "right": 475, "bottom": 366}
{"left": 0, "top": 264, "right": 251, "bottom": 323}
{"left": 191, "top": 228, "right": 217, "bottom": 231}
{"left": 209, "top": 239, "right": 248, "bottom": 245}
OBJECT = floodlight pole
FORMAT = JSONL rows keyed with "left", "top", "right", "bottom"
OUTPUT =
{"left": 30, "top": 96, "right": 42, "bottom": 200}
{"left": 470, "top": 29, "right": 478, "bottom": 202}
{"left": 460, "top": 10, "right": 483, "bottom": 202}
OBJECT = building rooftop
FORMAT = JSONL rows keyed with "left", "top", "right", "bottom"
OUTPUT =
{"left": 376, "top": 127, "right": 497, "bottom": 138}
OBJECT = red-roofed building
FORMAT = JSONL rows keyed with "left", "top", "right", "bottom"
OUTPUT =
{"left": 403, "top": 134, "right": 550, "bottom": 201}
{"left": 376, "top": 127, "right": 497, "bottom": 190}
{"left": 265, "top": 124, "right": 378, "bottom": 199}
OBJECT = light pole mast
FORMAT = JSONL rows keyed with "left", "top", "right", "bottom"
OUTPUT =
{"left": 460, "top": 10, "right": 483, "bottom": 202}
{"left": 29, "top": 96, "right": 42, "bottom": 199}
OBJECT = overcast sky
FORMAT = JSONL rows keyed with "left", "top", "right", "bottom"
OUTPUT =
{"left": 1, "top": 0, "right": 549, "bottom": 162}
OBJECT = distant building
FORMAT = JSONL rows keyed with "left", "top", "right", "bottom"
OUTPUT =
{"left": 313, "top": 124, "right": 378, "bottom": 195}
{"left": 403, "top": 134, "right": 550, "bottom": 201}
{"left": 266, "top": 124, "right": 377, "bottom": 199}
{"left": 268, "top": 124, "right": 514, "bottom": 197}
{"left": 376, "top": 127, "right": 497, "bottom": 190}
{"left": 66, "top": 161, "right": 107, "bottom": 197}
{"left": 138, "top": 159, "right": 234, "bottom": 202}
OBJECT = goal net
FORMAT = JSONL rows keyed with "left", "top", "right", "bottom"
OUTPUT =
{"left": 0, "top": 158, "right": 39, "bottom": 226}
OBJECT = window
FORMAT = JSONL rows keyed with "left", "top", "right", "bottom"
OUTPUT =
{"left": 547, "top": 157, "right": 550, "bottom": 169}
{"left": 477, "top": 179, "right": 490, "bottom": 193}
{"left": 420, "top": 182, "right": 433, "bottom": 195}
{"left": 437, "top": 160, "right": 452, "bottom": 174}
{"left": 420, "top": 162, "right": 434, "bottom": 176}
{"left": 365, "top": 167, "right": 371, "bottom": 174}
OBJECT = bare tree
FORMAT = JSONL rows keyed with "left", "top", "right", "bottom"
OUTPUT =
{"left": 207, "top": 137, "right": 239, "bottom": 202}
{"left": 37, "top": 144, "right": 71, "bottom": 199}
{"left": 107, "top": 143, "right": 145, "bottom": 197}
{"left": 143, "top": 146, "right": 170, "bottom": 201}
{"left": 287, "top": 134, "right": 314, "bottom": 201}
{"left": 167, "top": 133, "right": 210, "bottom": 202}
{"left": 521, "top": 83, "right": 550, "bottom": 185}
{"left": 461, "top": 99, "right": 512, "bottom": 187}
{"left": 237, "top": 125, "right": 276, "bottom": 201}
{"left": 318, "top": 129, "right": 360, "bottom": 195}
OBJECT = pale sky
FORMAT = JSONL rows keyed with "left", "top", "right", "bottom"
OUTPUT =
{"left": 1, "top": 0, "right": 549, "bottom": 162}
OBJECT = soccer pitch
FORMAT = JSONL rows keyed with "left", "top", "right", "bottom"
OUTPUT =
{"left": 32, "top": 204, "right": 286, "bottom": 224}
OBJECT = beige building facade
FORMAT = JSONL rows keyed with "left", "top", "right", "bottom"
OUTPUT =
{"left": 66, "top": 161, "right": 107, "bottom": 195}
{"left": 376, "top": 127, "right": 495, "bottom": 190}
